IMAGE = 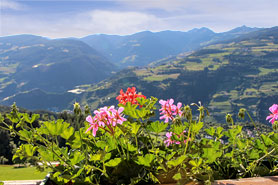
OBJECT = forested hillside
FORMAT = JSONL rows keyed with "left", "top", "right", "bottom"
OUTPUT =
{"left": 0, "top": 35, "right": 115, "bottom": 98}
{"left": 74, "top": 27, "right": 278, "bottom": 123}
{"left": 81, "top": 26, "right": 260, "bottom": 67}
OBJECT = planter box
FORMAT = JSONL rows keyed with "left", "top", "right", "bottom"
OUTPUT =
{"left": 3, "top": 180, "right": 41, "bottom": 185}
{"left": 159, "top": 176, "right": 278, "bottom": 185}
{"left": 5, "top": 176, "right": 278, "bottom": 185}
{"left": 212, "top": 176, "right": 278, "bottom": 185}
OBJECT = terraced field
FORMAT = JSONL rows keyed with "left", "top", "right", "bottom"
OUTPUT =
{"left": 74, "top": 27, "right": 278, "bottom": 124}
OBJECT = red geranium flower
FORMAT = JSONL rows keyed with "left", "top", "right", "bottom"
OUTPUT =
{"left": 116, "top": 87, "right": 146, "bottom": 106}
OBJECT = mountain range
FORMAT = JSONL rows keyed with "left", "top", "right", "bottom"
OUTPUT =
{"left": 81, "top": 25, "right": 260, "bottom": 67}
{"left": 76, "top": 26, "right": 278, "bottom": 123}
{"left": 1, "top": 25, "right": 277, "bottom": 123}
{"left": 0, "top": 36, "right": 115, "bottom": 96}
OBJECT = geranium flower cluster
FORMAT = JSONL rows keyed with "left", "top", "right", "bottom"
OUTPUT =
{"left": 159, "top": 99, "right": 182, "bottom": 123}
{"left": 266, "top": 104, "right": 278, "bottom": 124}
{"left": 164, "top": 131, "right": 190, "bottom": 147}
{"left": 86, "top": 106, "right": 126, "bottom": 137}
{"left": 116, "top": 87, "right": 146, "bottom": 105}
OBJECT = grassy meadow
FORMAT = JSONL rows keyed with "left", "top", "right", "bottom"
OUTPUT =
{"left": 0, "top": 165, "right": 48, "bottom": 181}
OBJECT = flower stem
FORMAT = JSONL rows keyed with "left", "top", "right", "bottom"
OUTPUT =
{"left": 184, "top": 124, "right": 192, "bottom": 155}
{"left": 246, "top": 111, "right": 260, "bottom": 136}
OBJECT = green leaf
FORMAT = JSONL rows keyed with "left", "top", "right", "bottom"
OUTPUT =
{"left": 43, "top": 119, "right": 71, "bottom": 136}
{"left": 105, "top": 158, "right": 121, "bottom": 167}
{"left": 249, "top": 149, "right": 260, "bottom": 159}
{"left": 60, "top": 147, "right": 69, "bottom": 158}
{"left": 23, "top": 144, "right": 37, "bottom": 156}
{"left": 103, "top": 152, "right": 112, "bottom": 162}
{"left": 202, "top": 148, "right": 221, "bottom": 163}
{"left": 123, "top": 102, "right": 139, "bottom": 119}
{"left": 90, "top": 154, "right": 102, "bottom": 161}
{"left": 6, "top": 113, "right": 19, "bottom": 123}
{"left": 61, "top": 127, "right": 74, "bottom": 140}
{"left": 165, "top": 152, "right": 176, "bottom": 161}
{"left": 70, "top": 150, "right": 85, "bottom": 166}
{"left": 23, "top": 113, "right": 40, "bottom": 124}
{"left": 167, "top": 155, "right": 186, "bottom": 168}
{"left": 12, "top": 153, "right": 19, "bottom": 161}
{"left": 172, "top": 124, "right": 187, "bottom": 135}
{"left": 14, "top": 144, "right": 37, "bottom": 159}
{"left": 189, "top": 158, "right": 202, "bottom": 167}
{"left": 261, "top": 134, "right": 273, "bottom": 146}
{"left": 43, "top": 121, "right": 56, "bottom": 135}
{"left": 136, "top": 154, "right": 155, "bottom": 167}
{"left": 68, "top": 131, "right": 82, "bottom": 149}
{"left": 137, "top": 97, "right": 147, "bottom": 106}
{"left": 189, "top": 160, "right": 197, "bottom": 167}
{"left": 96, "top": 141, "right": 107, "bottom": 149}
{"left": 237, "top": 139, "right": 245, "bottom": 150}
{"left": 105, "top": 136, "right": 117, "bottom": 152}
{"left": 225, "top": 152, "right": 232, "bottom": 158}
{"left": 131, "top": 122, "right": 141, "bottom": 135}
{"left": 192, "top": 122, "right": 203, "bottom": 133}
{"left": 270, "top": 133, "right": 278, "bottom": 144}
{"left": 216, "top": 127, "right": 224, "bottom": 135}
{"left": 19, "top": 129, "right": 33, "bottom": 141}
{"left": 124, "top": 142, "right": 137, "bottom": 152}
{"left": 56, "top": 120, "right": 70, "bottom": 136}
{"left": 38, "top": 146, "right": 56, "bottom": 161}
{"left": 71, "top": 168, "right": 84, "bottom": 179}
{"left": 173, "top": 172, "right": 182, "bottom": 181}
{"left": 147, "top": 121, "right": 168, "bottom": 134}
{"left": 148, "top": 172, "right": 160, "bottom": 183}
{"left": 255, "top": 139, "right": 266, "bottom": 151}
{"left": 205, "top": 127, "right": 215, "bottom": 136}
{"left": 0, "top": 113, "right": 4, "bottom": 123}
{"left": 135, "top": 108, "right": 147, "bottom": 118}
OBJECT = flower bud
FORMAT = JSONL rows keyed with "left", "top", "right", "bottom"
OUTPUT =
{"left": 226, "top": 114, "right": 233, "bottom": 124}
{"left": 84, "top": 105, "right": 91, "bottom": 115}
{"left": 173, "top": 117, "right": 182, "bottom": 125}
{"left": 10, "top": 132, "right": 16, "bottom": 137}
{"left": 238, "top": 108, "right": 246, "bottom": 120}
{"left": 183, "top": 105, "right": 192, "bottom": 122}
{"left": 273, "top": 121, "right": 278, "bottom": 131}
{"left": 11, "top": 103, "right": 19, "bottom": 115}
{"left": 73, "top": 102, "right": 82, "bottom": 115}
{"left": 199, "top": 106, "right": 205, "bottom": 120}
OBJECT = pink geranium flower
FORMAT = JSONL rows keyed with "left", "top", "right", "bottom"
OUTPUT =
{"left": 159, "top": 99, "right": 182, "bottom": 123}
{"left": 85, "top": 115, "right": 99, "bottom": 137}
{"left": 266, "top": 104, "right": 278, "bottom": 124}
{"left": 164, "top": 132, "right": 174, "bottom": 147}
{"left": 164, "top": 130, "right": 190, "bottom": 147}
{"left": 175, "top": 102, "right": 183, "bottom": 117}
{"left": 109, "top": 106, "right": 127, "bottom": 126}
{"left": 86, "top": 106, "right": 126, "bottom": 136}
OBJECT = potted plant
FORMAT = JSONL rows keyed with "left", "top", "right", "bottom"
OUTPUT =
{"left": 1, "top": 87, "right": 278, "bottom": 185}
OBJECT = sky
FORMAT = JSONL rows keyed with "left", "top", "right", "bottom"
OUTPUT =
{"left": 0, "top": 0, "right": 278, "bottom": 38}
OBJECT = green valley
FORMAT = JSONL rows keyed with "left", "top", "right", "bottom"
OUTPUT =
{"left": 75, "top": 27, "right": 278, "bottom": 123}
{"left": 0, "top": 27, "right": 277, "bottom": 124}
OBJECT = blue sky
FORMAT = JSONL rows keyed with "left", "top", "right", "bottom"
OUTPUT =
{"left": 1, "top": 0, "right": 277, "bottom": 38}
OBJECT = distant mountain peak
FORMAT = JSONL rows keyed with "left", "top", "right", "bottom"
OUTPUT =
{"left": 188, "top": 27, "right": 214, "bottom": 34}
{"left": 132, "top": 30, "right": 153, "bottom": 36}
{"left": 226, "top": 25, "right": 260, "bottom": 34}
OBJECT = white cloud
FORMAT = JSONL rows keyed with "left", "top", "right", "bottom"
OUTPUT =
{"left": 117, "top": 0, "right": 278, "bottom": 14}
{"left": 116, "top": 0, "right": 192, "bottom": 12}
{"left": 0, "top": 0, "right": 277, "bottom": 38}
{"left": 84, "top": 10, "right": 165, "bottom": 35}
{"left": 0, "top": 10, "right": 168, "bottom": 38}
{"left": 0, "top": 0, "right": 25, "bottom": 10}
